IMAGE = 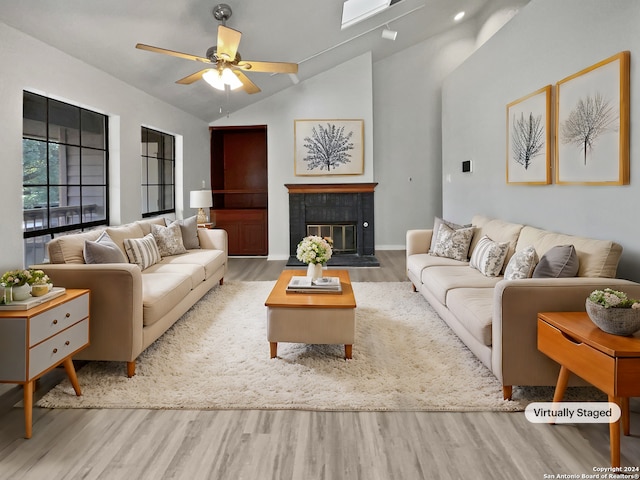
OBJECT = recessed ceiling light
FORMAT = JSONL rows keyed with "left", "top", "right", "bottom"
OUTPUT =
{"left": 454, "top": 11, "right": 465, "bottom": 22}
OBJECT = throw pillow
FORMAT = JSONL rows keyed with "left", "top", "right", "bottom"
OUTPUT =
{"left": 83, "top": 231, "right": 127, "bottom": 264}
{"left": 429, "top": 217, "right": 465, "bottom": 253}
{"left": 469, "top": 235, "right": 510, "bottom": 277}
{"left": 504, "top": 245, "right": 538, "bottom": 280}
{"left": 152, "top": 222, "right": 187, "bottom": 256}
{"left": 124, "top": 233, "right": 161, "bottom": 270}
{"left": 430, "top": 224, "right": 475, "bottom": 262}
{"left": 167, "top": 216, "right": 200, "bottom": 250}
{"left": 532, "top": 245, "right": 579, "bottom": 278}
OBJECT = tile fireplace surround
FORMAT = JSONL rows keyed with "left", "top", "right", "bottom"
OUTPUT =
{"left": 286, "top": 183, "right": 379, "bottom": 267}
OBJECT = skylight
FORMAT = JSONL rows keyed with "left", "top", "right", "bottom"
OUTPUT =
{"left": 341, "top": 0, "right": 403, "bottom": 29}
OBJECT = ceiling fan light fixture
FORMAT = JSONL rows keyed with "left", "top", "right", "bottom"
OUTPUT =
{"left": 203, "top": 68, "right": 243, "bottom": 91}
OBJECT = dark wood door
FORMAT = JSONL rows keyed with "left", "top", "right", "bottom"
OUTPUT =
{"left": 210, "top": 126, "right": 268, "bottom": 255}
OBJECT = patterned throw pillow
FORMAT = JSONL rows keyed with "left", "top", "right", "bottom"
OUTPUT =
{"left": 469, "top": 235, "right": 510, "bottom": 277}
{"left": 504, "top": 245, "right": 538, "bottom": 280}
{"left": 168, "top": 216, "right": 200, "bottom": 250}
{"left": 152, "top": 222, "right": 187, "bottom": 256}
{"left": 83, "top": 231, "right": 127, "bottom": 264}
{"left": 430, "top": 224, "right": 475, "bottom": 262}
{"left": 124, "top": 234, "right": 161, "bottom": 270}
{"left": 429, "top": 217, "right": 465, "bottom": 253}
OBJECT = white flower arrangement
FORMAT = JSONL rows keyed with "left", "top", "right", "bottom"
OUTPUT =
{"left": 296, "top": 235, "right": 333, "bottom": 265}
{"left": 588, "top": 288, "right": 640, "bottom": 309}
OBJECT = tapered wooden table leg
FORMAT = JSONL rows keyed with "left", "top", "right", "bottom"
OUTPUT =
{"left": 63, "top": 357, "right": 82, "bottom": 396}
{"left": 621, "top": 397, "right": 630, "bottom": 436}
{"left": 270, "top": 342, "right": 278, "bottom": 359}
{"left": 552, "top": 366, "right": 570, "bottom": 403}
{"left": 609, "top": 395, "right": 621, "bottom": 468}
{"left": 23, "top": 381, "right": 33, "bottom": 439}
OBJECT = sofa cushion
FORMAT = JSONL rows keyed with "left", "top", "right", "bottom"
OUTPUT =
{"left": 83, "top": 232, "right": 127, "bottom": 264}
{"left": 124, "top": 234, "right": 161, "bottom": 270}
{"left": 429, "top": 217, "right": 466, "bottom": 253}
{"left": 144, "top": 261, "right": 205, "bottom": 290}
{"left": 135, "top": 217, "right": 168, "bottom": 236}
{"left": 169, "top": 216, "right": 200, "bottom": 250}
{"left": 430, "top": 224, "right": 475, "bottom": 262}
{"left": 106, "top": 223, "right": 145, "bottom": 256}
{"left": 47, "top": 229, "right": 103, "bottom": 264}
{"left": 151, "top": 222, "right": 187, "bottom": 256}
{"left": 469, "top": 235, "right": 509, "bottom": 277}
{"left": 160, "top": 249, "right": 227, "bottom": 280}
{"left": 421, "top": 266, "right": 502, "bottom": 306}
{"left": 516, "top": 226, "right": 622, "bottom": 278}
{"left": 141, "top": 272, "right": 193, "bottom": 326}
{"left": 532, "top": 245, "right": 579, "bottom": 278}
{"left": 470, "top": 216, "right": 524, "bottom": 273}
{"left": 504, "top": 245, "right": 538, "bottom": 280}
{"left": 446, "top": 288, "right": 494, "bottom": 346}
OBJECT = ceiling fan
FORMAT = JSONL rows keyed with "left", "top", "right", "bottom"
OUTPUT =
{"left": 135, "top": 3, "right": 298, "bottom": 94}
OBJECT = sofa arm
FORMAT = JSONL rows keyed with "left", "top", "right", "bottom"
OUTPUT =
{"left": 406, "top": 229, "right": 432, "bottom": 257}
{"left": 30, "top": 263, "right": 144, "bottom": 363}
{"left": 492, "top": 277, "right": 640, "bottom": 387}
{"left": 198, "top": 227, "right": 228, "bottom": 253}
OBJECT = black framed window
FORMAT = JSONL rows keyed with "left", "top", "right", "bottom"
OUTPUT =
{"left": 22, "top": 91, "right": 109, "bottom": 265}
{"left": 141, "top": 127, "right": 175, "bottom": 217}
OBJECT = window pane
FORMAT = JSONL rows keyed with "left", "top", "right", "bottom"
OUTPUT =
{"left": 81, "top": 110, "right": 105, "bottom": 149}
{"left": 50, "top": 145, "right": 81, "bottom": 185}
{"left": 148, "top": 158, "right": 161, "bottom": 184}
{"left": 81, "top": 148, "right": 106, "bottom": 184}
{"left": 23, "top": 139, "right": 48, "bottom": 185}
{"left": 24, "top": 234, "right": 52, "bottom": 266}
{"left": 49, "top": 99, "right": 80, "bottom": 145}
{"left": 141, "top": 157, "right": 148, "bottom": 184}
{"left": 163, "top": 160, "right": 174, "bottom": 184}
{"left": 23, "top": 93, "right": 47, "bottom": 139}
{"left": 141, "top": 186, "right": 149, "bottom": 213}
{"left": 82, "top": 186, "right": 106, "bottom": 222}
{"left": 147, "top": 186, "right": 160, "bottom": 212}
{"left": 162, "top": 185, "right": 174, "bottom": 210}
{"left": 163, "top": 135, "right": 174, "bottom": 160}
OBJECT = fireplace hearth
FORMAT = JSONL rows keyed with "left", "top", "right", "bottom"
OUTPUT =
{"left": 286, "top": 183, "right": 379, "bottom": 267}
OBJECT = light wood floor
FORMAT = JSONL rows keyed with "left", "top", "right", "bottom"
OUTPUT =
{"left": 0, "top": 251, "right": 638, "bottom": 479}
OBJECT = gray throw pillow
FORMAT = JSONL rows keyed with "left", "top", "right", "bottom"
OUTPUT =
{"left": 167, "top": 216, "right": 200, "bottom": 250}
{"left": 83, "top": 231, "right": 127, "bottom": 264}
{"left": 532, "top": 245, "right": 579, "bottom": 278}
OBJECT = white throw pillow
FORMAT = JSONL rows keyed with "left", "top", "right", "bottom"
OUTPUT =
{"left": 504, "top": 245, "right": 539, "bottom": 280}
{"left": 469, "top": 235, "right": 510, "bottom": 277}
{"left": 124, "top": 233, "right": 161, "bottom": 270}
{"left": 430, "top": 224, "right": 475, "bottom": 262}
{"left": 152, "top": 222, "right": 187, "bottom": 256}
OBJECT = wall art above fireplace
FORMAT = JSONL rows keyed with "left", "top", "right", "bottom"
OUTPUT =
{"left": 294, "top": 119, "right": 364, "bottom": 176}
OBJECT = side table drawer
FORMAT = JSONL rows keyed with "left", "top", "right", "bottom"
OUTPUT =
{"left": 29, "top": 293, "right": 89, "bottom": 346}
{"left": 538, "top": 319, "right": 616, "bottom": 394}
{"left": 29, "top": 319, "right": 89, "bottom": 379}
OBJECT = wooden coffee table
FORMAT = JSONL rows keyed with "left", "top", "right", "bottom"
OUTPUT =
{"left": 265, "top": 269, "right": 357, "bottom": 359}
{"left": 538, "top": 311, "right": 640, "bottom": 468}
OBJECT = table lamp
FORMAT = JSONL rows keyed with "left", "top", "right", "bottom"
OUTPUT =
{"left": 189, "top": 189, "right": 213, "bottom": 225}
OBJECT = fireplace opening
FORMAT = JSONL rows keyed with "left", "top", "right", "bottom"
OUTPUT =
{"left": 307, "top": 224, "right": 356, "bottom": 254}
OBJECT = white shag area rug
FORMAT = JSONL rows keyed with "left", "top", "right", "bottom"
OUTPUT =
{"left": 37, "top": 281, "right": 587, "bottom": 412}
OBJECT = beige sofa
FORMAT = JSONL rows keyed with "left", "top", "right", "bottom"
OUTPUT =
{"left": 407, "top": 215, "right": 640, "bottom": 400}
{"left": 33, "top": 217, "right": 228, "bottom": 377}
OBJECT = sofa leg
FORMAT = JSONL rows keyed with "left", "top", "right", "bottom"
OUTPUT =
{"left": 127, "top": 361, "right": 136, "bottom": 378}
{"left": 219, "top": 278, "right": 224, "bottom": 286}
{"left": 503, "top": 385, "right": 513, "bottom": 400}
{"left": 411, "top": 283, "right": 417, "bottom": 292}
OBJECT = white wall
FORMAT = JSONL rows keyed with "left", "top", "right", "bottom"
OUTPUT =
{"left": 211, "top": 53, "right": 375, "bottom": 260}
{"left": 442, "top": 0, "right": 640, "bottom": 281}
{"left": 0, "top": 22, "right": 210, "bottom": 272}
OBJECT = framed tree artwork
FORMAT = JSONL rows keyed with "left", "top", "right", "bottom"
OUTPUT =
{"left": 506, "top": 85, "right": 552, "bottom": 185}
{"left": 555, "top": 51, "right": 630, "bottom": 185}
{"left": 294, "top": 119, "right": 364, "bottom": 176}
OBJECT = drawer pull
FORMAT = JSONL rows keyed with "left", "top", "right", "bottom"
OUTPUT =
{"left": 65, "top": 313, "right": 71, "bottom": 318}
{"left": 52, "top": 348, "right": 58, "bottom": 354}
{"left": 52, "top": 319, "right": 58, "bottom": 325}
{"left": 561, "top": 331, "right": 582, "bottom": 345}
{"left": 65, "top": 341, "right": 70, "bottom": 346}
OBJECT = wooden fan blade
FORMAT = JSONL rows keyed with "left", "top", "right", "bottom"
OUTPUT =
{"left": 233, "top": 71, "right": 261, "bottom": 94}
{"left": 217, "top": 25, "right": 242, "bottom": 62}
{"left": 236, "top": 60, "right": 298, "bottom": 74}
{"left": 136, "top": 43, "right": 210, "bottom": 63}
{"left": 176, "top": 69, "right": 212, "bottom": 85}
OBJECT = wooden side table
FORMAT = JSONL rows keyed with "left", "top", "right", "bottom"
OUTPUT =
{"left": 538, "top": 311, "right": 640, "bottom": 468}
{"left": 0, "top": 289, "right": 90, "bottom": 438}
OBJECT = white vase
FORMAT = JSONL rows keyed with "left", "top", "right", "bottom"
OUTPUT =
{"left": 306, "top": 263, "right": 323, "bottom": 281}
{"left": 12, "top": 284, "right": 31, "bottom": 301}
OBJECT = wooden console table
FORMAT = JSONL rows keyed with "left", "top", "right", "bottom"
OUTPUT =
{"left": 0, "top": 289, "right": 90, "bottom": 438}
{"left": 538, "top": 311, "right": 640, "bottom": 467}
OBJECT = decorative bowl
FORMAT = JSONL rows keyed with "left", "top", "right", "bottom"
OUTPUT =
{"left": 31, "top": 284, "right": 49, "bottom": 297}
{"left": 585, "top": 299, "right": 640, "bottom": 336}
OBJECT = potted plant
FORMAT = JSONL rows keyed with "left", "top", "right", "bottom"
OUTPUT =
{"left": 586, "top": 288, "right": 640, "bottom": 336}
{"left": 296, "top": 235, "right": 333, "bottom": 280}
{"left": 1, "top": 269, "right": 33, "bottom": 301}
{"left": 28, "top": 269, "right": 51, "bottom": 297}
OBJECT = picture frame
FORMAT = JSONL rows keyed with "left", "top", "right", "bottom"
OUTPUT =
{"left": 555, "top": 51, "right": 630, "bottom": 185}
{"left": 294, "top": 119, "right": 364, "bottom": 176}
{"left": 506, "top": 85, "right": 552, "bottom": 185}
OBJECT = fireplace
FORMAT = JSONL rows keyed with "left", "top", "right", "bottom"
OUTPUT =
{"left": 286, "top": 183, "right": 379, "bottom": 267}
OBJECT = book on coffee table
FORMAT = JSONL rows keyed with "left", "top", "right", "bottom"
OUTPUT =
{"left": 286, "top": 276, "right": 342, "bottom": 294}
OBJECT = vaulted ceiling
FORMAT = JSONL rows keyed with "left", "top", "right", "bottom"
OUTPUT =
{"left": 0, "top": 0, "right": 523, "bottom": 122}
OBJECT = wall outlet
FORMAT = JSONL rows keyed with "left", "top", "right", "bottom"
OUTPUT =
{"left": 462, "top": 160, "right": 472, "bottom": 173}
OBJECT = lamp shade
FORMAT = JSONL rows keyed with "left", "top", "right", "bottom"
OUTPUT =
{"left": 203, "top": 68, "right": 243, "bottom": 91}
{"left": 189, "top": 190, "right": 213, "bottom": 208}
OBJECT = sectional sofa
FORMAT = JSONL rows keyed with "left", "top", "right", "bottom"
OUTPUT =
{"left": 33, "top": 217, "right": 228, "bottom": 377}
{"left": 407, "top": 215, "right": 640, "bottom": 400}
